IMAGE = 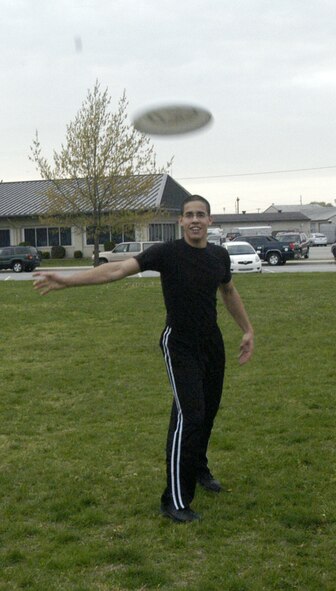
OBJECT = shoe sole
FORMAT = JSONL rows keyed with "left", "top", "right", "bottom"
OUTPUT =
{"left": 197, "top": 481, "right": 222, "bottom": 493}
{"left": 160, "top": 507, "right": 200, "bottom": 523}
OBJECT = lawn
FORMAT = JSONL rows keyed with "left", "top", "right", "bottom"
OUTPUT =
{"left": 0, "top": 274, "right": 335, "bottom": 590}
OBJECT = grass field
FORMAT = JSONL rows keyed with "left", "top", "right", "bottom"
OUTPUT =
{"left": 0, "top": 274, "right": 335, "bottom": 590}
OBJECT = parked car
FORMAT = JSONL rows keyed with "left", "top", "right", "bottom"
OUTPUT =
{"left": 93, "top": 241, "right": 162, "bottom": 264}
{"left": 0, "top": 245, "right": 41, "bottom": 273}
{"left": 225, "top": 231, "right": 241, "bottom": 241}
{"left": 207, "top": 233, "right": 223, "bottom": 246}
{"left": 310, "top": 232, "right": 328, "bottom": 246}
{"left": 223, "top": 241, "right": 262, "bottom": 273}
{"left": 233, "top": 235, "right": 293, "bottom": 266}
{"left": 275, "top": 232, "right": 310, "bottom": 258}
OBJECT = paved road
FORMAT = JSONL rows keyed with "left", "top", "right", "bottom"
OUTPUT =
{"left": 263, "top": 245, "right": 335, "bottom": 273}
{"left": 263, "top": 261, "right": 335, "bottom": 273}
{"left": 1, "top": 246, "right": 335, "bottom": 281}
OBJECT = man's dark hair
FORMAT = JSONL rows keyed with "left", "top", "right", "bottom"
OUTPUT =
{"left": 181, "top": 195, "right": 211, "bottom": 216}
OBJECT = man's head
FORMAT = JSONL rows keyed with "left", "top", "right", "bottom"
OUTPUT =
{"left": 179, "top": 195, "right": 212, "bottom": 248}
{"left": 181, "top": 195, "right": 211, "bottom": 216}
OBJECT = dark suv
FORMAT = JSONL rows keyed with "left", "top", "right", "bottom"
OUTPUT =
{"left": 275, "top": 232, "right": 310, "bottom": 259}
{"left": 233, "top": 235, "right": 294, "bottom": 266}
{"left": 0, "top": 246, "right": 41, "bottom": 273}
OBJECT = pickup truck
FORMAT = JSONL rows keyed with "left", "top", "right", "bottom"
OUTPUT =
{"left": 233, "top": 235, "right": 294, "bottom": 266}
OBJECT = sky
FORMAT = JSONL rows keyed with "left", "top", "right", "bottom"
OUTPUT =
{"left": 1, "top": 0, "right": 336, "bottom": 213}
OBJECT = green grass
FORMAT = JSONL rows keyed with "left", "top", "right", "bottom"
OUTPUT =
{"left": 0, "top": 274, "right": 335, "bottom": 590}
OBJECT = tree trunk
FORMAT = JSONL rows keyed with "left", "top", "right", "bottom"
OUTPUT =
{"left": 93, "top": 231, "right": 100, "bottom": 267}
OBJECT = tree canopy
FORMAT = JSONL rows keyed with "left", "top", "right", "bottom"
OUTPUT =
{"left": 30, "top": 81, "right": 173, "bottom": 263}
{"left": 309, "top": 201, "right": 334, "bottom": 207}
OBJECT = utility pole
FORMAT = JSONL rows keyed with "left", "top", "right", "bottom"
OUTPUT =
{"left": 235, "top": 197, "right": 240, "bottom": 214}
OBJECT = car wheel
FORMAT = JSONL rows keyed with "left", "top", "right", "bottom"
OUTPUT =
{"left": 267, "top": 252, "right": 281, "bottom": 266}
{"left": 12, "top": 261, "right": 24, "bottom": 273}
{"left": 304, "top": 250, "right": 309, "bottom": 259}
{"left": 98, "top": 258, "right": 108, "bottom": 265}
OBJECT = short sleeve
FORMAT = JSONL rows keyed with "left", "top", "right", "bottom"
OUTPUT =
{"left": 220, "top": 247, "right": 232, "bottom": 284}
{"left": 135, "top": 243, "right": 167, "bottom": 272}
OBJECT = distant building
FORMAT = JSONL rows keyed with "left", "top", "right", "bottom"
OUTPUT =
{"left": 264, "top": 203, "right": 336, "bottom": 242}
{"left": 210, "top": 211, "right": 311, "bottom": 237}
{"left": 0, "top": 174, "right": 190, "bottom": 256}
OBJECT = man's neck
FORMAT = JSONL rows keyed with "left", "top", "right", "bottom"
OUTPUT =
{"left": 183, "top": 236, "right": 208, "bottom": 249}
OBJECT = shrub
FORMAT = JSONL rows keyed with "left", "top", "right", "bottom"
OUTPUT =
{"left": 104, "top": 241, "right": 115, "bottom": 251}
{"left": 51, "top": 245, "right": 66, "bottom": 259}
{"left": 40, "top": 251, "right": 50, "bottom": 259}
{"left": 74, "top": 250, "right": 83, "bottom": 259}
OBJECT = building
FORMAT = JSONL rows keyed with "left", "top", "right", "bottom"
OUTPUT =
{"left": 0, "top": 174, "right": 190, "bottom": 256}
{"left": 264, "top": 204, "right": 336, "bottom": 241}
{"left": 210, "top": 211, "right": 311, "bottom": 237}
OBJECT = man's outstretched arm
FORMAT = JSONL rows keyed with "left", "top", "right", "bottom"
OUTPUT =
{"left": 218, "top": 280, "right": 254, "bottom": 365}
{"left": 33, "top": 257, "right": 141, "bottom": 295}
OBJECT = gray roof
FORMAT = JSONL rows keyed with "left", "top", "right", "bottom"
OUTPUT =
{"left": 0, "top": 174, "right": 190, "bottom": 218}
{"left": 264, "top": 204, "right": 336, "bottom": 221}
{"left": 211, "top": 211, "right": 310, "bottom": 224}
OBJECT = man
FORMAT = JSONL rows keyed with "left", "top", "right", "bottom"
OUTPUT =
{"left": 33, "top": 195, "right": 254, "bottom": 523}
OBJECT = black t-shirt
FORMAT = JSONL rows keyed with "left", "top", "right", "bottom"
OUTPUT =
{"left": 135, "top": 239, "right": 231, "bottom": 339}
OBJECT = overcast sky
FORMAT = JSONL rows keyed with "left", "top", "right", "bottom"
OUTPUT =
{"left": 1, "top": 0, "right": 336, "bottom": 213}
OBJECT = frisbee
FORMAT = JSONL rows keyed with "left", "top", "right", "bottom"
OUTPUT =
{"left": 132, "top": 104, "right": 213, "bottom": 136}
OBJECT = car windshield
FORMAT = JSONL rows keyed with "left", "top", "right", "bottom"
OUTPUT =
{"left": 227, "top": 244, "right": 255, "bottom": 255}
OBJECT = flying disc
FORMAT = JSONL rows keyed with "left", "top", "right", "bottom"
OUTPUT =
{"left": 132, "top": 104, "right": 213, "bottom": 136}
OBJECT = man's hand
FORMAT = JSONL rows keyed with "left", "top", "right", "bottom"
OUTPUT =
{"left": 238, "top": 332, "right": 254, "bottom": 365}
{"left": 33, "top": 271, "right": 68, "bottom": 295}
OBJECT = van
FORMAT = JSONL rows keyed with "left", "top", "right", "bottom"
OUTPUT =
{"left": 94, "top": 241, "right": 162, "bottom": 264}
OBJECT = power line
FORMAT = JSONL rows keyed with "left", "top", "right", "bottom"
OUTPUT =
{"left": 176, "top": 164, "right": 336, "bottom": 181}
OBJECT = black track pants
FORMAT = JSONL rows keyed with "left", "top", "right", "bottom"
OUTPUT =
{"left": 160, "top": 325, "right": 225, "bottom": 509}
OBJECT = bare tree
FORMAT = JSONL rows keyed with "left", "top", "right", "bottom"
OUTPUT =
{"left": 30, "top": 81, "right": 172, "bottom": 264}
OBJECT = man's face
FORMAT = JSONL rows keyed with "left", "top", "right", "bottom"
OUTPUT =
{"left": 179, "top": 200, "right": 212, "bottom": 246}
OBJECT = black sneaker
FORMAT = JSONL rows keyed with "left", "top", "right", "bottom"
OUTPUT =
{"left": 197, "top": 472, "right": 222, "bottom": 493}
{"left": 160, "top": 503, "right": 200, "bottom": 523}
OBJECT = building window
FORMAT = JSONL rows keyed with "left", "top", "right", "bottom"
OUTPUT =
{"left": 24, "top": 227, "right": 72, "bottom": 247}
{"left": 36, "top": 228, "right": 48, "bottom": 247}
{"left": 0, "top": 229, "right": 10, "bottom": 246}
{"left": 149, "top": 223, "right": 176, "bottom": 242}
{"left": 60, "top": 227, "right": 71, "bottom": 245}
{"left": 24, "top": 228, "right": 35, "bottom": 245}
{"left": 48, "top": 227, "right": 60, "bottom": 246}
{"left": 86, "top": 225, "right": 135, "bottom": 245}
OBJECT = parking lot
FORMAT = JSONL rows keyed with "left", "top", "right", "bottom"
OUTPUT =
{"left": 0, "top": 246, "right": 335, "bottom": 281}
{"left": 262, "top": 245, "right": 335, "bottom": 273}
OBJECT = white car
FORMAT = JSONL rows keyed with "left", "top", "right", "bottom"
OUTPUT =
{"left": 93, "top": 241, "right": 162, "bottom": 264}
{"left": 310, "top": 233, "right": 328, "bottom": 246}
{"left": 223, "top": 241, "right": 262, "bottom": 273}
